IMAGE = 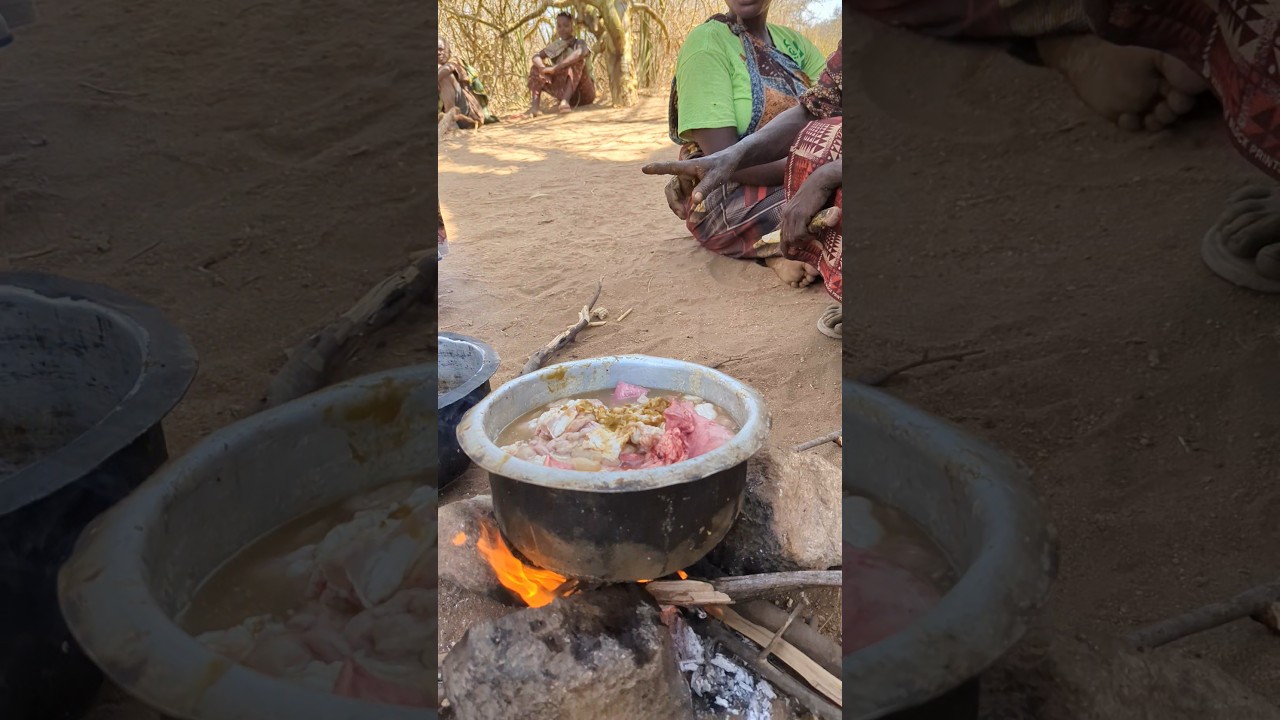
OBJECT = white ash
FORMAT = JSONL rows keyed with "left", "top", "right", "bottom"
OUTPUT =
{"left": 668, "top": 612, "right": 778, "bottom": 720}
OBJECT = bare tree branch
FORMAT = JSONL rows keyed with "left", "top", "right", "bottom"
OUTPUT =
{"left": 630, "top": 3, "right": 669, "bottom": 36}
{"left": 441, "top": 6, "right": 505, "bottom": 33}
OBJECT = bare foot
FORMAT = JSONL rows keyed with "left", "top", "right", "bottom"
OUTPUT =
{"left": 1204, "top": 186, "right": 1280, "bottom": 288}
{"left": 1036, "top": 34, "right": 1208, "bottom": 132}
{"left": 764, "top": 257, "right": 820, "bottom": 288}
{"left": 556, "top": 100, "right": 572, "bottom": 113}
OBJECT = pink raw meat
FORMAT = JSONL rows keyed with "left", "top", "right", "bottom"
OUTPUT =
{"left": 842, "top": 543, "right": 941, "bottom": 657}
{"left": 644, "top": 400, "right": 734, "bottom": 467}
{"left": 613, "top": 382, "right": 650, "bottom": 402}
{"left": 543, "top": 455, "right": 574, "bottom": 469}
{"left": 333, "top": 659, "right": 432, "bottom": 707}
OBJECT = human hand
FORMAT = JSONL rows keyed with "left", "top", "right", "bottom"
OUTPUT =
{"left": 664, "top": 175, "right": 696, "bottom": 219}
{"left": 780, "top": 165, "right": 840, "bottom": 259}
{"left": 542, "top": 65, "right": 557, "bottom": 76}
{"left": 642, "top": 148, "right": 742, "bottom": 207}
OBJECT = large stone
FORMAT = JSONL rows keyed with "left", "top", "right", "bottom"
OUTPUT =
{"left": 710, "top": 447, "right": 841, "bottom": 575}
{"left": 438, "top": 578, "right": 518, "bottom": 654}
{"left": 437, "top": 495, "right": 505, "bottom": 597}
{"left": 442, "top": 586, "right": 695, "bottom": 720}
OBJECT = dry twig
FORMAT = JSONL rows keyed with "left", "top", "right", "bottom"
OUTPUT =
{"left": 698, "top": 619, "right": 840, "bottom": 720}
{"left": 1126, "top": 577, "right": 1280, "bottom": 649}
{"left": 794, "top": 431, "right": 841, "bottom": 452}
{"left": 79, "top": 81, "right": 144, "bottom": 98}
{"left": 263, "top": 253, "right": 435, "bottom": 407}
{"left": 520, "top": 280, "right": 605, "bottom": 375}
{"left": 858, "top": 349, "right": 986, "bottom": 387}
{"left": 704, "top": 607, "right": 843, "bottom": 711}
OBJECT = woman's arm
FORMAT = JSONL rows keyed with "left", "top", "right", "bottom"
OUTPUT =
{"left": 687, "top": 127, "right": 787, "bottom": 187}
{"left": 550, "top": 45, "right": 586, "bottom": 72}
{"left": 727, "top": 103, "right": 811, "bottom": 169}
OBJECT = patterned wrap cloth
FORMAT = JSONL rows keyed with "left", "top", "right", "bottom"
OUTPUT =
{"left": 787, "top": 41, "right": 843, "bottom": 303}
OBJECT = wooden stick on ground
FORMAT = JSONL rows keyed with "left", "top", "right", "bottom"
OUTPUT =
{"left": 794, "top": 431, "right": 841, "bottom": 452}
{"left": 700, "top": 619, "right": 841, "bottom": 720}
{"left": 645, "top": 571, "right": 842, "bottom": 606}
{"left": 858, "top": 349, "right": 986, "bottom": 387}
{"left": 1126, "top": 577, "right": 1280, "bottom": 649}
{"left": 757, "top": 600, "right": 806, "bottom": 663}
{"left": 520, "top": 280, "right": 605, "bottom": 375}
{"left": 263, "top": 252, "right": 435, "bottom": 408}
{"left": 707, "top": 606, "right": 843, "bottom": 710}
{"left": 737, "top": 600, "right": 842, "bottom": 677}
{"left": 714, "top": 571, "right": 841, "bottom": 600}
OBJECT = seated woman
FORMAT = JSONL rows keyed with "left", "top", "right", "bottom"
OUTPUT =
{"left": 527, "top": 12, "right": 596, "bottom": 116}
{"left": 665, "top": 0, "right": 828, "bottom": 287}
{"left": 438, "top": 37, "right": 497, "bottom": 130}
{"left": 647, "top": 41, "right": 844, "bottom": 338}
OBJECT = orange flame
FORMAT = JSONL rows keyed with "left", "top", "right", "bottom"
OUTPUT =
{"left": 677, "top": 570, "right": 688, "bottom": 579}
{"left": 452, "top": 532, "right": 467, "bottom": 546}
{"left": 475, "top": 522, "right": 567, "bottom": 608}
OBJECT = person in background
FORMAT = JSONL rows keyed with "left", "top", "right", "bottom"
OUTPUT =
{"left": 646, "top": 41, "right": 844, "bottom": 338}
{"left": 526, "top": 12, "right": 596, "bottom": 116}
{"left": 663, "top": 0, "right": 828, "bottom": 288}
{"left": 438, "top": 36, "right": 498, "bottom": 130}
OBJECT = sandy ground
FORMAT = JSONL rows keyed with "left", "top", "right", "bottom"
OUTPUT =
{"left": 1, "top": 0, "right": 429, "bottom": 454}
{"left": 2, "top": 0, "right": 426, "bottom": 716}
{"left": 436, "top": 97, "right": 842, "bottom": 456}
{"left": 846, "top": 18, "right": 1280, "bottom": 703}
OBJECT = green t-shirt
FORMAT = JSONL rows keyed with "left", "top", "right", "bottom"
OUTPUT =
{"left": 674, "top": 21, "right": 826, "bottom": 140}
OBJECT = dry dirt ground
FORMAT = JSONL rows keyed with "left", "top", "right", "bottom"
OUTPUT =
{"left": 846, "top": 17, "right": 1280, "bottom": 704}
{"left": 1, "top": 0, "right": 430, "bottom": 452}
{"left": 2, "top": 0, "right": 426, "bottom": 716}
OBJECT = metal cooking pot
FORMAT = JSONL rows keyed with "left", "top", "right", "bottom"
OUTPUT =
{"left": 58, "top": 366, "right": 439, "bottom": 720}
{"left": 438, "top": 333, "right": 499, "bottom": 487}
{"left": 1, "top": 272, "right": 196, "bottom": 720}
{"left": 843, "top": 380, "right": 1056, "bottom": 719}
{"left": 456, "top": 355, "right": 770, "bottom": 582}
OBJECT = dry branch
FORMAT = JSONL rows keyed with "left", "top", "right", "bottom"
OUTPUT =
{"left": 737, "top": 600, "right": 841, "bottom": 677}
{"left": 1126, "top": 577, "right": 1280, "bottom": 649}
{"left": 708, "top": 606, "right": 842, "bottom": 709}
{"left": 644, "top": 571, "right": 841, "bottom": 606}
{"left": 263, "top": 253, "right": 435, "bottom": 407}
{"left": 794, "top": 431, "right": 841, "bottom": 452}
{"left": 714, "top": 571, "right": 841, "bottom": 600}
{"left": 700, "top": 619, "right": 841, "bottom": 720}
{"left": 858, "top": 349, "right": 986, "bottom": 387}
{"left": 520, "top": 280, "right": 604, "bottom": 375}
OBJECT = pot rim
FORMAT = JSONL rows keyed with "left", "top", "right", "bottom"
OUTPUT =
{"left": 437, "top": 332, "right": 500, "bottom": 409}
{"left": 57, "top": 366, "right": 437, "bottom": 720}
{"left": 456, "top": 355, "right": 770, "bottom": 493}
{"left": 0, "top": 272, "right": 198, "bottom": 514}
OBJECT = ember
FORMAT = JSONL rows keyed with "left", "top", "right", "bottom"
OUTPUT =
{"left": 474, "top": 522, "right": 567, "bottom": 608}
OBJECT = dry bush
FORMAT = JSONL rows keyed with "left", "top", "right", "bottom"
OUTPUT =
{"left": 440, "top": 0, "right": 841, "bottom": 116}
